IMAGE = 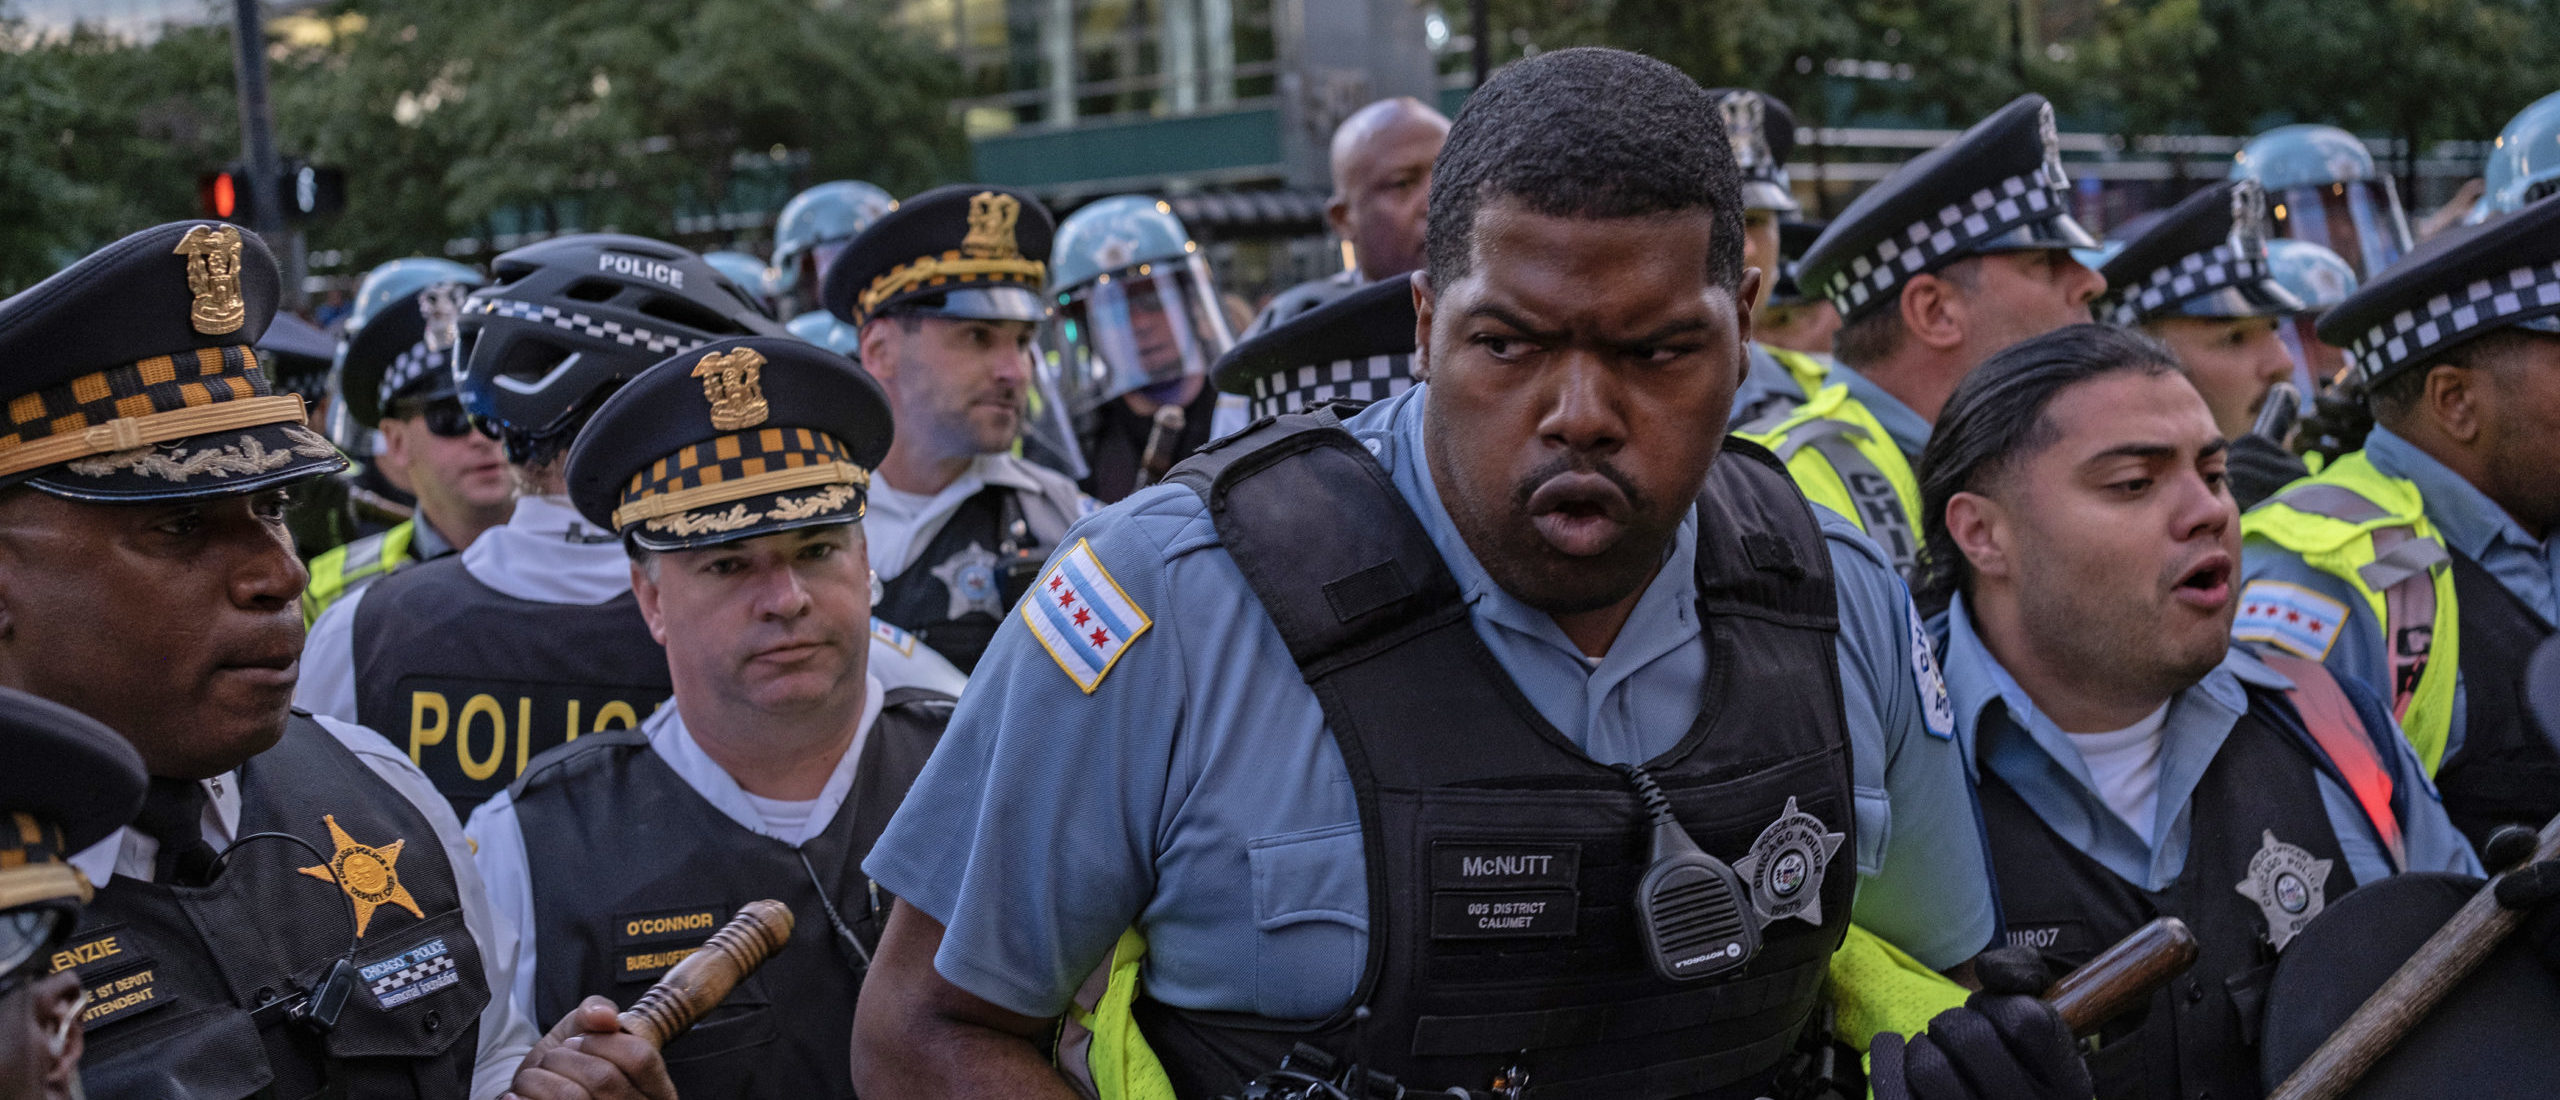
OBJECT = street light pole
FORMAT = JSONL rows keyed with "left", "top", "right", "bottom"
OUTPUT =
{"left": 227, "top": 0, "right": 303, "bottom": 309}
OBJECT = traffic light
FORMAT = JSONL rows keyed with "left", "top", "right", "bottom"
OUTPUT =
{"left": 198, "top": 162, "right": 253, "bottom": 221}
{"left": 194, "top": 159, "right": 343, "bottom": 222}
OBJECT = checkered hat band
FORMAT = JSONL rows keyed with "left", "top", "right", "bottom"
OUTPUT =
{"left": 2347, "top": 259, "right": 2560, "bottom": 380}
{"left": 856, "top": 250, "right": 1049, "bottom": 324}
{"left": 380, "top": 342, "right": 448, "bottom": 408}
{"left": 2103, "top": 244, "right": 2269, "bottom": 326}
{"left": 474, "top": 298, "right": 707, "bottom": 357}
{"left": 1822, "top": 170, "right": 2070, "bottom": 317}
{"left": 1247, "top": 354, "right": 1413, "bottom": 418}
{"left": 624, "top": 427, "right": 852, "bottom": 506}
{"left": 0, "top": 811, "right": 67, "bottom": 870}
{"left": 0, "top": 344, "right": 269, "bottom": 453}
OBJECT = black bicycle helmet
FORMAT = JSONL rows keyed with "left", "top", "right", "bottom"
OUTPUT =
{"left": 457, "top": 234, "right": 783, "bottom": 461}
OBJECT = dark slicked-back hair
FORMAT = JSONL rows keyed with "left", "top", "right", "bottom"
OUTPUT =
{"left": 1914, "top": 324, "right": 2185, "bottom": 610}
{"left": 1424, "top": 48, "right": 1744, "bottom": 295}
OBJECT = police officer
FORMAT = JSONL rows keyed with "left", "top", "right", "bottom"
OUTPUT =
{"left": 465, "top": 335, "right": 946, "bottom": 1096}
{"left": 2231, "top": 124, "right": 2414, "bottom": 282}
{"left": 297, "top": 235, "right": 783, "bottom": 817}
{"left": 1915, "top": 323, "right": 2479, "bottom": 1100}
{"left": 1713, "top": 88, "right": 1838, "bottom": 428}
{"left": 853, "top": 50, "right": 2061, "bottom": 1100}
{"left": 303, "top": 258, "right": 513, "bottom": 626}
{"left": 264, "top": 307, "right": 397, "bottom": 557}
{"left": 0, "top": 690, "right": 146, "bottom": 1100}
{"left": 1757, "top": 218, "right": 1843, "bottom": 358}
{"left": 771, "top": 180, "right": 899, "bottom": 320}
{"left": 0, "top": 221, "right": 685, "bottom": 1099}
{"left": 1049, "top": 196, "right": 1247, "bottom": 502}
{"left": 1245, "top": 97, "right": 1451, "bottom": 333}
{"left": 821, "top": 185, "right": 1089, "bottom": 673}
{"left": 2238, "top": 193, "right": 2560, "bottom": 854}
{"left": 1210, "top": 271, "right": 1416, "bottom": 422}
{"left": 2476, "top": 91, "right": 2560, "bottom": 225}
{"left": 2097, "top": 179, "right": 2307, "bottom": 442}
{"left": 1741, "top": 94, "right": 2106, "bottom": 581}
{"left": 702, "top": 249, "right": 778, "bottom": 314}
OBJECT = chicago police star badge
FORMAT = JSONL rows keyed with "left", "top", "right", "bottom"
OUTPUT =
{"left": 297, "top": 814, "right": 426, "bottom": 937}
{"left": 2236, "top": 830, "right": 2331, "bottom": 951}
{"left": 1734, "top": 797, "right": 1844, "bottom": 927}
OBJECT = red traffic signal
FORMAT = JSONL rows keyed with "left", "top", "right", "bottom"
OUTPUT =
{"left": 198, "top": 164, "right": 250, "bottom": 221}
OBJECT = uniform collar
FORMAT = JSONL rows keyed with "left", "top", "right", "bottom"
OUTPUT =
{"left": 459, "top": 494, "right": 631, "bottom": 605}
{"left": 647, "top": 675, "right": 885, "bottom": 848}
{"left": 2364, "top": 423, "right": 2548, "bottom": 566}
{"left": 409, "top": 515, "right": 455, "bottom": 561}
{"left": 1941, "top": 594, "right": 2285, "bottom": 890}
{"left": 1829, "top": 361, "right": 1934, "bottom": 457}
{"left": 66, "top": 772, "right": 242, "bottom": 888}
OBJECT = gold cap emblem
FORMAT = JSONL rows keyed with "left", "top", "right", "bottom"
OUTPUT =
{"left": 693, "top": 347, "right": 771, "bottom": 431}
{"left": 172, "top": 224, "right": 247, "bottom": 336}
{"left": 962, "top": 191, "right": 1024, "bottom": 261}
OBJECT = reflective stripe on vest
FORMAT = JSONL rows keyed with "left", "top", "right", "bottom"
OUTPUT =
{"left": 1738, "top": 387, "right": 1923, "bottom": 578}
{"left": 301, "top": 520, "right": 418, "bottom": 626}
{"left": 2261, "top": 652, "right": 2406, "bottom": 871}
{"left": 1764, "top": 345, "right": 1833, "bottom": 399}
{"left": 2241, "top": 451, "right": 2462, "bottom": 774}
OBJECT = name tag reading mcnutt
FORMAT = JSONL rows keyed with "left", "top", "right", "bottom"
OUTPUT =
{"left": 1430, "top": 841, "right": 1580, "bottom": 939}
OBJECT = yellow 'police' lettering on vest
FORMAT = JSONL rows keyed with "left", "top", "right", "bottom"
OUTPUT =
{"left": 49, "top": 933, "right": 120, "bottom": 974}
{"left": 406, "top": 686, "right": 653, "bottom": 791}
{"left": 297, "top": 814, "right": 425, "bottom": 937}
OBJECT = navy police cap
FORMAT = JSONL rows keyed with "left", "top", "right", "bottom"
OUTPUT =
{"left": 820, "top": 184, "right": 1054, "bottom": 329}
{"left": 1211, "top": 274, "right": 1417, "bottom": 420}
{"left": 0, "top": 687, "right": 147, "bottom": 939}
{"left": 567, "top": 336, "right": 892, "bottom": 552}
{"left": 2099, "top": 179, "right": 2303, "bottom": 326}
{"left": 2317, "top": 192, "right": 2560, "bottom": 386}
{"left": 0, "top": 222, "right": 345, "bottom": 502}
{"left": 1800, "top": 95, "right": 2097, "bottom": 324}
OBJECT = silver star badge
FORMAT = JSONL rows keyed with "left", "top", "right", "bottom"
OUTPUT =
{"left": 1734, "top": 797, "right": 1845, "bottom": 928}
{"left": 2236, "top": 830, "right": 2331, "bottom": 952}
{"left": 929, "top": 542, "right": 1005, "bottom": 620}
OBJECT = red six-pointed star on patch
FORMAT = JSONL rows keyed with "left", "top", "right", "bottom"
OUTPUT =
{"left": 1089, "top": 627, "right": 1111, "bottom": 648}
{"left": 1057, "top": 587, "right": 1078, "bottom": 609}
{"left": 1073, "top": 607, "right": 1091, "bottom": 627}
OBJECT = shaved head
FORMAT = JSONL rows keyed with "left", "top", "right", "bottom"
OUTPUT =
{"left": 1327, "top": 97, "right": 1451, "bottom": 281}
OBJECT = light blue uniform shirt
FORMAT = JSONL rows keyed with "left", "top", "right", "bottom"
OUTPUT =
{"left": 1829, "top": 360, "right": 1933, "bottom": 458}
{"left": 2239, "top": 424, "right": 2560, "bottom": 766}
{"left": 865, "top": 384, "right": 1997, "bottom": 1021}
{"left": 1729, "top": 343, "right": 1819, "bottom": 428}
{"left": 1937, "top": 595, "right": 2478, "bottom": 893}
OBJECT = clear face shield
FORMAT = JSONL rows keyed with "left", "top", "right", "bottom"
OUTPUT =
{"left": 1050, "top": 256, "right": 1235, "bottom": 415}
{"left": 2271, "top": 181, "right": 2412, "bottom": 282}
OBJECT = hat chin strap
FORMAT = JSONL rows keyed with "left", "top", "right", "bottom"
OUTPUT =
{"left": 0, "top": 862, "right": 92, "bottom": 912}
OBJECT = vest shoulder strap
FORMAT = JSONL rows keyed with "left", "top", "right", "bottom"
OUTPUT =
{"left": 881, "top": 685, "right": 958, "bottom": 716}
{"left": 2258, "top": 652, "right": 2407, "bottom": 872}
{"left": 1697, "top": 437, "right": 1839, "bottom": 628}
{"left": 507, "top": 726, "right": 649, "bottom": 801}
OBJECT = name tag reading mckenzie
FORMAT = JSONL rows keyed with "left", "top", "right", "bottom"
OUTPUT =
{"left": 1429, "top": 842, "right": 1580, "bottom": 940}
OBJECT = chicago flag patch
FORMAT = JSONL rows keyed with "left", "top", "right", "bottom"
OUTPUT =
{"left": 2235, "top": 580, "right": 2348, "bottom": 660}
{"left": 1023, "top": 539, "right": 1152, "bottom": 694}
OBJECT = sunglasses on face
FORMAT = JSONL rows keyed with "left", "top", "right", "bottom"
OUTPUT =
{"left": 390, "top": 399, "right": 479, "bottom": 439}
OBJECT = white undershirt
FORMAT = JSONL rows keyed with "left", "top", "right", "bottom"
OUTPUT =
{"left": 2068, "top": 703, "right": 2171, "bottom": 844}
{"left": 740, "top": 790, "right": 821, "bottom": 838}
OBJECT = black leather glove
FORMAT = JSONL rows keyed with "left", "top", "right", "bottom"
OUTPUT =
{"left": 1870, "top": 947, "right": 2093, "bottom": 1100}
{"left": 2488, "top": 824, "right": 2560, "bottom": 977}
{"left": 2226, "top": 432, "right": 2311, "bottom": 511}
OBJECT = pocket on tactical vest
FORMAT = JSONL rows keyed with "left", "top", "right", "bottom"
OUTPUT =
{"left": 1246, "top": 821, "right": 1367, "bottom": 1021}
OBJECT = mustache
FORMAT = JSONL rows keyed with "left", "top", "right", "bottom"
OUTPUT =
{"left": 1511, "top": 453, "right": 1648, "bottom": 513}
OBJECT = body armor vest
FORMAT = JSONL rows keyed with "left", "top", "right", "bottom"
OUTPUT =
{"left": 1136, "top": 416, "right": 1856, "bottom": 1100}
{"left": 1978, "top": 690, "right": 2364, "bottom": 1100}
{"left": 351, "top": 557, "right": 670, "bottom": 820}
{"left": 873, "top": 487, "right": 1046, "bottom": 672}
{"left": 507, "top": 688, "right": 952, "bottom": 1098}
{"left": 1080, "top": 381, "right": 1223, "bottom": 505}
{"left": 67, "top": 715, "right": 491, "bottom": 1100}
{"left": 2434, "top": 550, "right": 2560, "bottom": 852}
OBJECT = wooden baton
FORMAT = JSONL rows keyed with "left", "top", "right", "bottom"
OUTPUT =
{"left": 2044, "top": 916, "right": 2202, "bottom": 1037}
{"left": 2268, "top": 812, "right": 2560, "bottom": 1100}
{"left": 616, "top": 899, "right": 797, "bottom": 1049}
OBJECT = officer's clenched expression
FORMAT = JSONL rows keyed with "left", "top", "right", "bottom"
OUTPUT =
{"left": 632, "top": 524, "right": 869, "bottom": 718}
{"left": 1416, "top": 195, "right": 1758, "bottom": 645}
{"left": 1953, "top": 370, "right": 2238, "bottom": 716}
{"left": 0, "top": 488, "right": 305, "bottom": 778}
{"left": 863, "top": 316, "right": 1035, "bottom": 463}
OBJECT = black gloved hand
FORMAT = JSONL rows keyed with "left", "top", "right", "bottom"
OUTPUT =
{"left": 2226, "top": 432, "right": 2311, "bottom": 512}
{"left": 1870, "top": 947, "right": 2092, "bottom": 1100}
{"left": 2490, "top": 830, "right": 2560, "bottom": 977}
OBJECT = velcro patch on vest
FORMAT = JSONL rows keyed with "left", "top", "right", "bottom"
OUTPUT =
{"left": 2235, "top": 581, "right": 2348, "bottom": 661}
{"left": 75, "top": 958, "right": 168, "bottom": 1030}
{"left": 1428, "top": 842, "right": 1581, "bottom": 939}
{"left": 1021, "top": 539, "right": 1152, "bottom": 695}
{"left": 46, "top": 925, "right": 129, "bottom": 977}
{"left": 362, "top": 936, "right": 461, "bottom": 1009}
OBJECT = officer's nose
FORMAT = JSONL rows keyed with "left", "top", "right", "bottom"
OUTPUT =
{"left": 756, "top": 564, "right": 815, "bottom": 621}
{"left": 236, "top": 522, "right": 306, "bottom": 611}
{"left": 2174, "top": 464, "right": 2237, "bottom": 536}
{"left": 1538, "top": 351, "right": 1626, "bottom": 457}
{"left": 2060, "top": 254, "right": 2107, "bottom": 308}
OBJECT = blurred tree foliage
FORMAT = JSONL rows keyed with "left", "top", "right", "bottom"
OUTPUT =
{"left": 0, "top": 0, "right": 968, "bottom": 293}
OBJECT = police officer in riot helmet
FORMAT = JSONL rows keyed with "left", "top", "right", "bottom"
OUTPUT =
{"left": 1049, "top": 195, "right": 1247, "bottom": 503}
{"left": 772, "top": 181, "right": 898, "bottom": 320}
{"left": 2474, "top": 92, "right": 2560, "bottom": 226}
{"left": 854, "top": 49, "right": 2068, "bottom": 1100}
{"left": 2231, "top": 124, "right": 2415, "bottom": 282}
{"left": 821, "top": 185, "right": 1090, "bottom": 674}
{"left": 304, "top": 258, "right": 511, "bottom": 626}
{"left": 297, "top": 235, "right": 783, "bottom": 819}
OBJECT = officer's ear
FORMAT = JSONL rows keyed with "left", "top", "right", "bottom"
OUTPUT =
{"left": 1943, "top": 488, "right": 2014, "bottom": 584}
{"left": 1410, "top": 272, "right": 1435, "bottom": 383}
{"left": 1897, "top": 271, "right": 1970, "bottom": 354}
{"left": 857, "top": 320, "right": 900, "bottom": 388}
{"left": 629, "top": 554, "right": 669, "bottom": 645}
{"left": 2421, "top": 362, "right": 2486, "bottom": 445}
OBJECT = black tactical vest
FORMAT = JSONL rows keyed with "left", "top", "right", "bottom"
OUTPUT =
{"left": 873, "top": 487, "right": 1046, "bottom": 673}
{"left": 1136, "top": 415, "right": 1856, "bottom": 1100}
{"left": 2433, "top": 550, "right": 2560, "bottom": 853}
{"left": 507, "top": 688, "right": 952, "bottom": 1098}
{"left": 1080, "top": 381, "right": 1223, "bottom": 505}
{"left": 65, "top": 715, "right": 492, "bottom": 1100}
{"left": 351, "top": 556, "right": 671, "bottom": 820}
{"left": 1978, "top": 688, "right": 2366, "bottom": 1100}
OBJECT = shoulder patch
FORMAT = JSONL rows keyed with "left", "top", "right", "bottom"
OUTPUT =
{"left": 2235, "top": 580, "right": 2348, "bottom": 660}
{"left": 1021, "top": 538, "right": 1152, "bottom": 694}
{"left": 870, "top": 617, "right": 917, "bottom": 657}
{"left": 1907, "top": 598, "right": 1955, "bottom": 740}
